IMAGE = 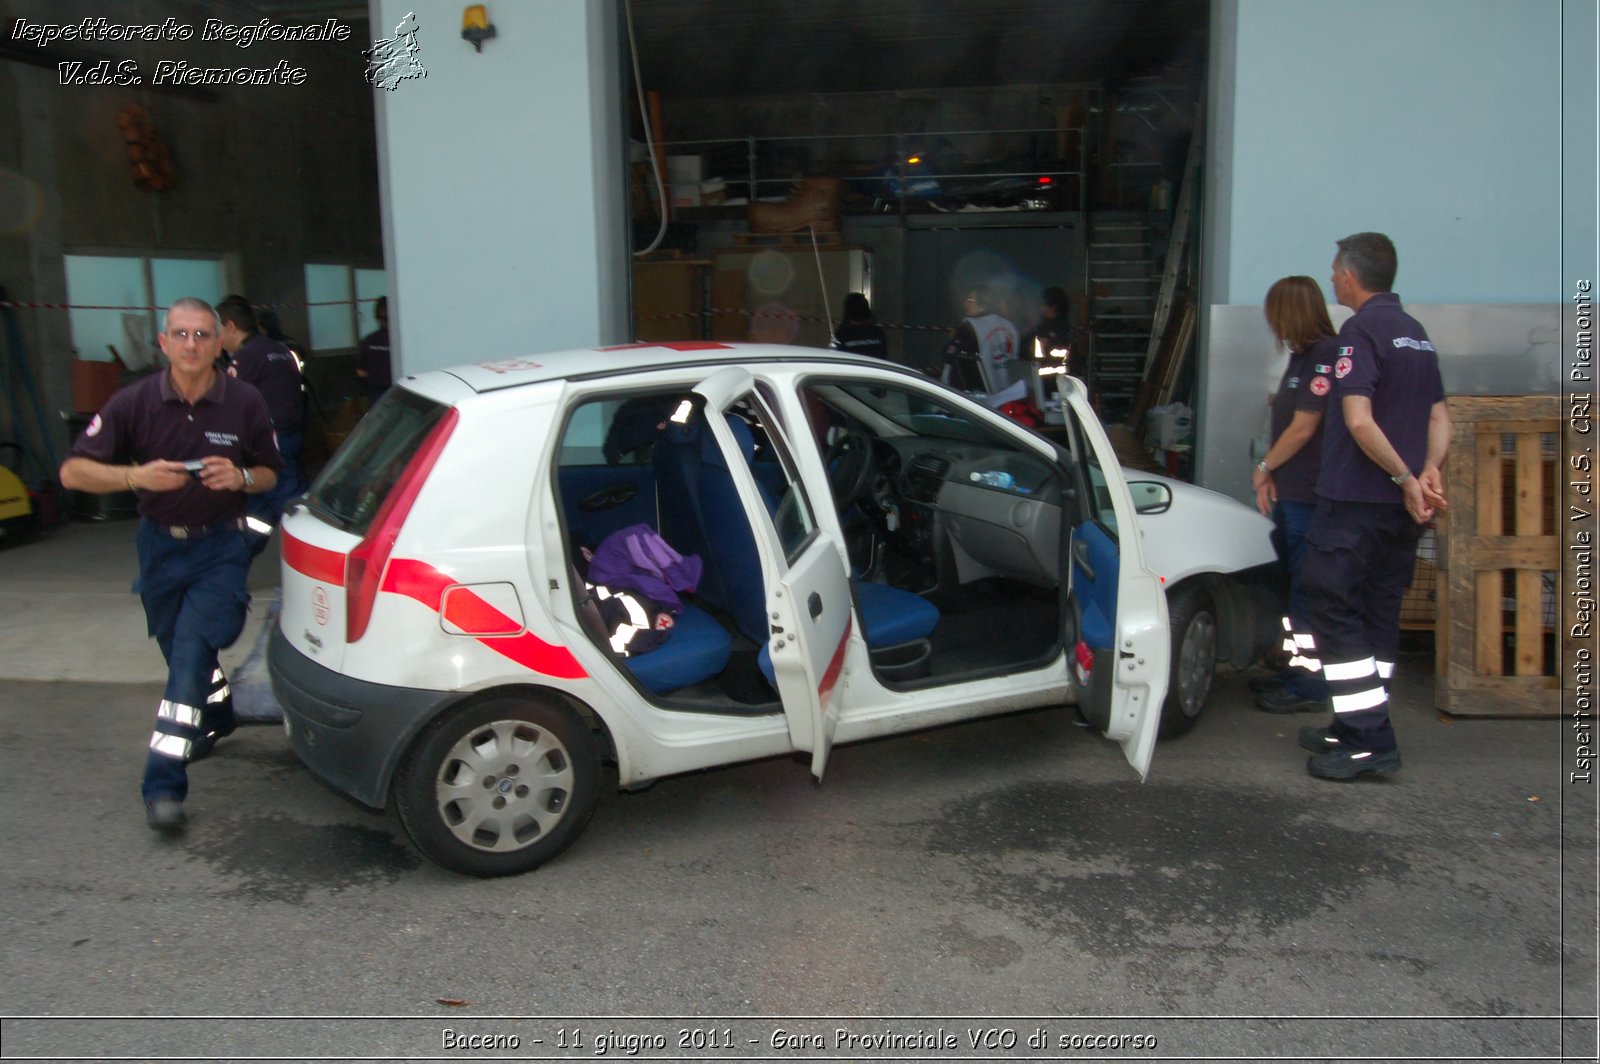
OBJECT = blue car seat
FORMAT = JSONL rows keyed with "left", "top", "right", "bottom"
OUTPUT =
{"left": 657, "top": 409, "right": 939, "bottom": 681}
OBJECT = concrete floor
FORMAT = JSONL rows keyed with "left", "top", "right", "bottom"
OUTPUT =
{"left": 0, "top": 515, "right": 1594, "bottom": 1061}
{"left": 0, "top": 514, "right": 282, "bottom": 685}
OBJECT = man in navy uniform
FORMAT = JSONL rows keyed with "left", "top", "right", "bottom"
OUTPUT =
{"left": 217, "top": 296, "right": 305, "bottom": 555}
{"left": 1299, "top": 233, "right": 1451, "bottom": 779}
{"left": 61, "top": 298, "right": 282, "bottom": 831}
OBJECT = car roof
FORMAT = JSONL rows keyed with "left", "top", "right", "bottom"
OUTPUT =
{"left": 429, "top": 342, "right": 904, "bottom": 394}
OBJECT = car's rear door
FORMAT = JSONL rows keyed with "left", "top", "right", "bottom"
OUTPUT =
{"left": 691, "top": 368, "right": 854, "bottom": 780}
{"left": 1057, "top": 376, "right": 1169, "bottom": 777}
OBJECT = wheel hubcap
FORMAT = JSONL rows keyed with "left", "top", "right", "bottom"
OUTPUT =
{"left": 1177, "top": 610, "right": 1217, "bottom": 718}
{"left": 435, "top": 720, "right": 574, "bottom": 852}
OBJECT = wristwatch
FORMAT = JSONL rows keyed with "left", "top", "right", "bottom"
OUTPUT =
{"left": 1255, "top": 460, "right": 1269, "bottom": 475}
{"left": 1390, "top": 470, "right": 1413, "bottom": 485}
{"left": 241, "top": 467, "right": 255, "bottom": 491}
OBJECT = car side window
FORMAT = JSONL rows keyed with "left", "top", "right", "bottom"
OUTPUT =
{"left": 728, "top": 391, "right": 816, "bottom": 564}
{"left": 1069, "top": 414, "right": 1118, "bottom": 536}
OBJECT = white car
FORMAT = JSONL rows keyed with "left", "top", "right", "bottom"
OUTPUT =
{"left": 268, "top": 343, "right": 1275, "bottom": 876}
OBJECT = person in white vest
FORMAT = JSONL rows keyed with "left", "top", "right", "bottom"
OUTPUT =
{"left": 941, "top": 283, "right": 1019, "bottom": 394}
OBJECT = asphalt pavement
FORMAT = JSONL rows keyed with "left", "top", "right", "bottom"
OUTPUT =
{"left": 0, "top": 520, "right": 1594, "bottom": 1061}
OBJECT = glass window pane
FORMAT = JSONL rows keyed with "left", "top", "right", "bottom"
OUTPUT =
{"left": 305, "top": 264, "right": 355, "bottom": 350}
{"left": 63, "top": 254, "right": 150, "bottom": 366}
{"left": 354, "top": 268, "right": 387, "bottom": 338}
{"left": 733, "top": 393, "right": 816, "bottom": 564}
{"left": 150, "top": 257, "right": 226, "bottom": 312}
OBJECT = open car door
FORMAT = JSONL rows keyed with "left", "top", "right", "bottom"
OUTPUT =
{"left": 1056, "top": 376, "right": 1169, "bottom": 777}
{"left": 691, "top": 369, "right": 854, "bottom": 780}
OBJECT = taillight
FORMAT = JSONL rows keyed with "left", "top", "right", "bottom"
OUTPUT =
{"left": 346, "top": 407, "right": 459, "bottom": 643}
{"left": 1074, "top": 640, "right": 1094, "bottom": 684}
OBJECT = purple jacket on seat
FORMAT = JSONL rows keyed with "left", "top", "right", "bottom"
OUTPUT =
{"left": 586, "top": 524, "right": 703, "bottom": 611}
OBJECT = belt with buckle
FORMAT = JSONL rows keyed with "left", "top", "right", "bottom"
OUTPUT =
{"left": 159, "top": 517, "right": 247, "bottom": 540}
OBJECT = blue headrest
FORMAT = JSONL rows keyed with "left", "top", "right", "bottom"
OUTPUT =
{"left": 701, "top": 413, "right": 754, "bottom": 471}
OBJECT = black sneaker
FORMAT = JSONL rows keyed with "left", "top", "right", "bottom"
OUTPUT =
{"left": 189, "top": 721, "right": 236, "bottom": 762}
{"left": 145, "top": 796, "right": 187, "bottom": 832}
{"left": 1298, "top": 725, "right": 1342, "bottom": 753}
{"left": 1248, "top": 673, "right": 1287, "bottom": 694}
{"left": 1307, "top": 747, "right": 1401, "bottom": 780}
{"left": 1255, "top": 687, "right": 1327, "bottom": 714}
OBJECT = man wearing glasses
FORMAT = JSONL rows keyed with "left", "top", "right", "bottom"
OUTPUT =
{"left": 61, "top": 297, "right": 282, "bottom": 833}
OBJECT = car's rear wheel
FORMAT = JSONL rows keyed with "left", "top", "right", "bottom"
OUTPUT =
{"left": 396, "top": 695, "right": 599, "bottom": 877}
{"left": 1160, "top": 584, "right": 1216, "bottom": 738}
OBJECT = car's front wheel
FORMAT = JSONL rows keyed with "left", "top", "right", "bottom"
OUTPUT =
{"left": 396, "top": 695, "right": 600, "bottom": 877}
{"left": 1160, "top": 584, "right": 1216, "bottom": 738}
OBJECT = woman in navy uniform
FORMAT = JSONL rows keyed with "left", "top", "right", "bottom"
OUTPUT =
{"left": 61, "top": 297, "right": 282, "bottom": 831}
{"left": 1300, "top": 233, "right": 1451, "bottom": 780}
{"left": 1251, "top": 276, "right": 1337, "bottom": 714}
{"left": 830, "top": 292, "right": 889, "bottom": 360}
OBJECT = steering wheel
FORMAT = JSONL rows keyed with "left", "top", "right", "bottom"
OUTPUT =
{"left": 823, "top": 424, "right": 874, "bottom": 508}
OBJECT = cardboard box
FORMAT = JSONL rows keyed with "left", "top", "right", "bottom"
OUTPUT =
{"left": 666, "top": 155, "right": 704, "bottom": 184}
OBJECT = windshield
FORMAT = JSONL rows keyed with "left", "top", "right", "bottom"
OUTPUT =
{"left": 306, "top": 388, "right": 449, "bottom": 535}
{"left": 817, "top": 380, "right": 1005, "bottom": 446}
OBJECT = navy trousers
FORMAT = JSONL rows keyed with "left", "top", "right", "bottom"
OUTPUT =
{"left": 136, "top": 520, "right": 252, "bottom": 802}
{"left": 1273, "top": 499, "right": 1329, "bottom": 700}
{"left": 1302, "top": 499, "right": 1423, "bottom": 752}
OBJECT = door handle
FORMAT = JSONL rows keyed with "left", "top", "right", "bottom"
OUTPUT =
{"left": 808, "top": 592, "right": 823, "bottom": 619}
{"left": 1072, "top": 538, "right": 1094, "bottom": 580}
{"left": 578, "top": 484, "right": 638, "bottom": 512}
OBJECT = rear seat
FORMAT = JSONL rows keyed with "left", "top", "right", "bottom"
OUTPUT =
{"left": 569, "top": 561, "right": 732, "bottom": 696}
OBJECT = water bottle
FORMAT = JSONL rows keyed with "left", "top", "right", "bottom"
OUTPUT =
{"left": 970, "top": 470, "right": 1014, "bottom": 490}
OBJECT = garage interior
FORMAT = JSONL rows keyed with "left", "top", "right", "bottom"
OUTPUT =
{"left": 0, "top": 0, "right": 1210, "bottom": 498}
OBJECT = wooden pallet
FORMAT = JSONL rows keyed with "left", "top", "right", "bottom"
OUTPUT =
{"left": 1436, "top": 395, "right": 1570, "bottom": 717}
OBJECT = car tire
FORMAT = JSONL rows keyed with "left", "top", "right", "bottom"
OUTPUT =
{"left": 1160, "top": 584, "right": 1217, "bottom": 739}
{"left": 395, "top": 695, "right": 600, "bottom": 877}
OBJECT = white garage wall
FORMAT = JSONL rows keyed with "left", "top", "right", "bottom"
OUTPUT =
{"left": 1197, "top": 0, "right": 1593, "bottom": 497}
{"left": 1205, "top": 0, "right": 1564, "bottom": 306}
{"left": 371, "top": 0, "right": 628, "bottom": 377}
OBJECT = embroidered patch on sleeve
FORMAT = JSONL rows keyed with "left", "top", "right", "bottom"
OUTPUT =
{"left": 1309, "top": 375, "right": 1331, "bottom": 396}
{"left": 1334, "top": 355, "right": 1354, "bottom": 378}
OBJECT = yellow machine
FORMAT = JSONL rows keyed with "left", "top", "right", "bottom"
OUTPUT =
{"left": 0, "top": 445, "right": 37, "bottom": 543}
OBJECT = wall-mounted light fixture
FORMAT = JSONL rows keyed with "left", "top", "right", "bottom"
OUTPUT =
{"left": 461, "top": 5, "right": 496, "bottom": 51}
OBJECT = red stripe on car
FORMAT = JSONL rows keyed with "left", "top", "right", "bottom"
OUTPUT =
{"left": 816, "top": 617, "right": 852, "bottom": 711}
{"left": 383, "top": 558, "right": 588, "bottom": 680}
{"left": 282, "top": 531, "right": 347, "bottom": 586}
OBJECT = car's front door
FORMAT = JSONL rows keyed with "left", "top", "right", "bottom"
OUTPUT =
{"left": 1057, "top": 375, "right": 1169, "bottom": 776}
{"left": 691, "top": 369, "right": 854, "bottom": 780}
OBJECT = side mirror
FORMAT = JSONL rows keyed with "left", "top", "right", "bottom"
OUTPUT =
{"left": 1130, "top": 481, "right": 1172, "bottom": 515}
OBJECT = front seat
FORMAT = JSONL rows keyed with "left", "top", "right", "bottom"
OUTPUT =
{"left": 661, "top": 410, "right": 939, "bottom": 664}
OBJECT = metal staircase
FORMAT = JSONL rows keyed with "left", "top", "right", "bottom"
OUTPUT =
{"left": 1085, "top": 213, "right": 1158, "bottom": 417}
{"left": 1084, "top": 99, "right": 1203, "bottom": 422}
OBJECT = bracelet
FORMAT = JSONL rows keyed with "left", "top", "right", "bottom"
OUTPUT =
{"left": 126, "top": 467, "right": 138, "bottom": 491}
{"left": 1391, "top": 470, "right": 1413, "bottom": 485}
{"left": 240, "top": 467, "right": 255, "bottom": 492}
{"left": 1255, "top": 460, "right": 1269, "bottom": 475}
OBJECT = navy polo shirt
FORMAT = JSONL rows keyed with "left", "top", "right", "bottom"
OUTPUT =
{"left": 1316, "top": 293, "right": 1446, "bottom": 504}
{"left": 228, "top": 333, "right": 303, "bottom": 432}
{"left": 1269, "top": 334, "right": 1336, "bottom": 504}
{"left": 70, "top": 369, "right": 283, "bottom": 527}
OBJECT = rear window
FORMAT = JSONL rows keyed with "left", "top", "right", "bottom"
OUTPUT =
{"left": 306, "top": 388, "right": 450, "bottom": 535}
